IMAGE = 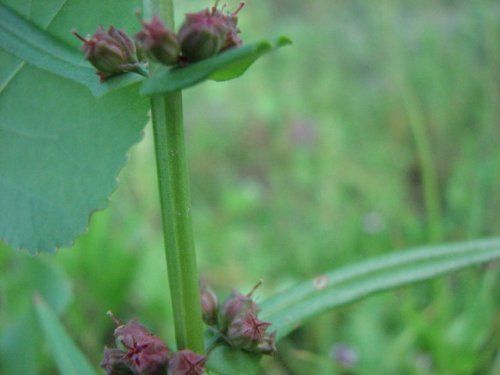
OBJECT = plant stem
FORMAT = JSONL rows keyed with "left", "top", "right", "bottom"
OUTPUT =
{"left": 144, "top": 0, "right": 205, "bottom": 353}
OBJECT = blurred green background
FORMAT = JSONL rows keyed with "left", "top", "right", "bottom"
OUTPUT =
{"left": 1, "top": 0, "right": 499, "bottom": 374}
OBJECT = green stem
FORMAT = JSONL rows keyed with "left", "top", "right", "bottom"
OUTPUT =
{"left": 144, "top": 0, "right": 204, "bottom": 353}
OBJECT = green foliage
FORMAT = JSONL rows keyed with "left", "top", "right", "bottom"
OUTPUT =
{"left": 35, "top": 296, "right": 97, "bottom": 375}
{"left": 0, "top": 253, "right": 72, "bottom": 375}
{"left": 260, "top": 238, "right": 500, "bottom": 338}
{"left": 1, "top": 0, "right": 499, "bottom": 374}
{"left": 140, "top": 36, "right": 291, "bottom": 96}
{"left": 0, "top": 0, "right": 149, "bottom": 253}
{"left": 206, "top": 345, "right": 261, "bottom": 375}
{"left": 0, "top": 4, "right": 143, "bottom": 97}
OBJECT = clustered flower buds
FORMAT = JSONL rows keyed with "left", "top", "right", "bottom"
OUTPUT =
{"left": 101, "top": 312, "right": 207, "bottom": 375}
{"left": 73, "top": 26, "right": 143, "bottom": 81}
{"left": 74, "top": 2, "right": 245, "bottom": 80}
{"left": 200, "top": 281, "right": 277, "bottom": 355}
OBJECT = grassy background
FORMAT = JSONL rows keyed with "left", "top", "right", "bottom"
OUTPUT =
{"left": 1, "top": 0, "right": 499, "bottom": 374}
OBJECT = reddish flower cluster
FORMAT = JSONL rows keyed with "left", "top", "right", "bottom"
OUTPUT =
{"left": 73, "top": 26, "right": 143, "bottom": 81}
{"left": 200, "top": 281, "right": 277, "bottom": 355}
{"left": 177, "top": 1, "right": 245, "bottom": 63}
{"left": 101, "top": 314, "right": 206, "bottom": 375}
{"left": 74, "top": 2, "right": 245, "bottom": 80}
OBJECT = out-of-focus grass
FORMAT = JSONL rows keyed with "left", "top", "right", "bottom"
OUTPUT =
{"left": 1, "top": 0, "right": 499, "bottom": 374}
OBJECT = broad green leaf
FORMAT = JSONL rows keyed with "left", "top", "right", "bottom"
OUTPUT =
{"left": 34, "top": 296, "right": 97, "bottom": 375}
{"left": 260, "top": 238, "right": 500, "bottom": 339}
{"left": 140, "top": 36, "right": 292, "bottom": 96}
{"left": 0, "top": 3, "right": 145, "bottom": 97}
{"left": 207, "top": 345, "right": 261, "bottom": 375}
{"left": 0, "top": 0, "right": 148, "bottom": 253}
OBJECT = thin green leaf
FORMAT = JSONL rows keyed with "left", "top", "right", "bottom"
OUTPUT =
{"left": 140, "top": 36, "right": 291, "bottom": 96}
{"left": 34, "top": 295, "right": 97, "bottom": 375}
{"left": 259, "top": 238, "right": 500, "bottom": 339}
{"left": 0, "top": 3, "right": 144, "bottom": 97}
{"left": 0, "top": 253, "right": 73, "bottom": 374}
{"left": 206, "top": 345, "right": 261, "bottom": 375}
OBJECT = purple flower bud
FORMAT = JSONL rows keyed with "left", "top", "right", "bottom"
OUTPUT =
{"left": 218, "top": 284, "right": 260, "bottom": 333}
{"left": 135, "top": 16, "right": 180, "bottom": 66}
{"left": 168, "top": 350, "right": 207, "bottom": 375}
{"left": 200, "top": 281, "right": 219, "bottom": 326}
{"left": 73, "top": 26, "right": 142, "bottom": 81}
{"left": 100, "top": 348, "right": 135, "bottom": 375}
{"left": 220, "top": 2, "right": 245, "bottom": 51}
{"left": 114, "top": 319, "right": 151, "bottom": 349}
{"left": 226, "top": 312, "right": 271, "bottom": 352}
{"left": 103, "top": 316, "right": 170, "bottom": 375}
{"left": 178, "top": 1, "right": 245, "bottom": 63}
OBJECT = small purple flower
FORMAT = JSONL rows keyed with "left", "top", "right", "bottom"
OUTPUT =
{"left": 226, "top": 312, "right": 275, "bottom": 353}
{"left": 101, "top": 348, "right": 134, "bottom": 375}
{"left": 218, "top": 282, "right": 261, "bottom": 333}
{"left": 331, "top": 342, "right": 358, "bottom": 368}
{"left": 135, "top": 16, "right": 180, "bottom": 66}
{"left": 168, "top": 350, "right": 207, "bottom": 375}
{"left": 101, "top": 315, "right": 170, "bottom": 375}
{"left": 178, "top": 1, "right": 245, "bottom": 62}
{"left": 73, "top": 26, "right": 142, "bottom": 81}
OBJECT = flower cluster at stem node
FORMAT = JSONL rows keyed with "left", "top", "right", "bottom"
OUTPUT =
{"left": 74, "top": 1, "right": 245, "bottom": 80}
{"left": 200, "top": 281, "right": 277, "bottom": 355}
{"left": 100, "top": 312, "right": 206, "bottom": 375}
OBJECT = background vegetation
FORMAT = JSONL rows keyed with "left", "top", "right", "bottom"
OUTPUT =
{"left": 1, "top": 0, "right": 499, "bottom": 374}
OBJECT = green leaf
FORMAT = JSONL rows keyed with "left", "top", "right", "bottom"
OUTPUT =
{"left": 34, "top": 295, "right": 97, "bottom": 375}
{"left": 259, "top": 238, "right": 500, "bottom": 339}
{"left": 206, "top": 345, "right": 261, "bottom": 375}
{"left": 0, "top": 3, "right": 145, "bottom": 97}
{"left": 0, "top": 253, "right": 73, "bottom": 374}
{"left": 1, "top": 311, "right": 40, "bottom": 375}
{"left": 140, "top": 36, "right": 292, "bottom": 96}
{"left": 0, "top": 0, "right": 149, "bottom": 253}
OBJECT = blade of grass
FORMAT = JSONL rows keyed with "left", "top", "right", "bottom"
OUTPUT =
{"left": 260, "top": 238, "right": 500, "bottom": 339}
{"left": 34, "top": 295, "right": 97, "bottom": 375}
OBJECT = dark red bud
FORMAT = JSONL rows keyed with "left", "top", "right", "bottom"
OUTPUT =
{"left": 108, "top": 26, "right": 138, "bottom": 64}
{"left": 114, "top": 319, "right": 152, "bottom": 349}
{"left": 168, "top": 349, "right": 207, "bottom": 375}
{"left": 105, "top": 315, "right": 170, "bottom": 375}
{"left": 220, "top": 2, "right": 244, "bottom": 51}
{"left": 73, "top": 26, "right": 142, "bottom": 81}
{"left": 100, "top": 348, "right": 135, "bottom": 375}
{"left": 135, "top": 16, "right": 180, "bottom": 66}
{"left": 177, "top": 10, "right": 225, "bottom": 62}
{"left": 226, "top": 313, "right": 271, "bottom": 351}
{"left": 219, "top": 281, "right": 261, "bottom": 332}
{"left": 178, "top": 1, "right": 244, "bottom": 62}
{"left": 200, "top": 282, "right": 219, "bottom": 326}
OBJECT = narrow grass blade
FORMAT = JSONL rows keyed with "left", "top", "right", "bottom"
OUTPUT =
{"left": 34, "top": 295, "right": 97, "bottom": 375}
{"left": 260, "top": 238, "right": 500, "bottom": 339}
{"left": 140, "top": 36, "right": 291, "bottom": 96}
